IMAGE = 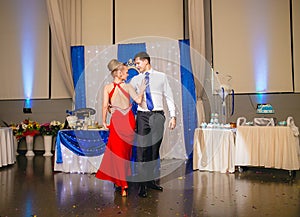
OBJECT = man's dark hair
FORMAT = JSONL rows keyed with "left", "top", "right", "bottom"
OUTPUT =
{"left": 134, "top": 51, "right": 151, "bottom": 64}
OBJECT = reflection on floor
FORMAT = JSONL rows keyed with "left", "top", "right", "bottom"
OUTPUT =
{"left": 0, "top": 155, "right": 299, "bottom": 217}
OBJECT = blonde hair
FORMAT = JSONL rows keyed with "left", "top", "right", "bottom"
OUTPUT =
{"left": 111, "top": 64, "right": 125, "bottom": 78}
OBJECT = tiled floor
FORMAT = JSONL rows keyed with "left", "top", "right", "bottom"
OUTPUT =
{"left": 0, "top": 154, "right": 299, "bottom": 217}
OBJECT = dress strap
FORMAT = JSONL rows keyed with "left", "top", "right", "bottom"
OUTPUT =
{"left": 109, "top": 83, "right": 130, "bottom": 101}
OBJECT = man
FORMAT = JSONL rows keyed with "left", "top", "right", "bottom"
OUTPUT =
{"left": 130, "top": 51, "right": 176, "bottom": 197}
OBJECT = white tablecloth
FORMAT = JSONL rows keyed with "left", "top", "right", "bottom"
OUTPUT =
{"left": 54, "top": 129, "right": 108, "bottom": 173}
{"left": 193, "top": 128, "right": 235, "bottom": 173}
{"left": 0, "top": 127, "right": 16, "bottom": 167}
{"left": 54, "top": 144, "right": 103, "bottom": 173}
{"left": 235, "top": 126, "right": 300, "bottom": 170}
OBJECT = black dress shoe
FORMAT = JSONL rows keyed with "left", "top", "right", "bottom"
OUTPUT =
{"left": 138, "top": 185, "right": 147, "bottom": 198}
{"left": 147, "top": 181, "right": 163, "bottom": 191}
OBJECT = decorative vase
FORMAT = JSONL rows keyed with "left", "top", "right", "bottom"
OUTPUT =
{"left": 13, "top": 136, "right": 19, "bottom": 156}
{"left": 25, "top": 135, "right": 35, "bottom": 156}
{"left": 43, "top": 135, "right": 53, "bottom": 157}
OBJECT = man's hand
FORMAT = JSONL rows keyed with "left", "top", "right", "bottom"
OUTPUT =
{"left": 168, "top": 117, "right": 176, "bottom": 130}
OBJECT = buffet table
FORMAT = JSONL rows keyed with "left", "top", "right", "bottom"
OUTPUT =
{"left": 54, "top": 129, "right": 109, "bottom": 173}
{"left": 235, "top": 126, "right": 300, "bottom": 170}
{"left": 0, "top": 127, "right": 16, "bottom": 167}
{"left": 193, "top": 128, "right": 236, "bottom": 173}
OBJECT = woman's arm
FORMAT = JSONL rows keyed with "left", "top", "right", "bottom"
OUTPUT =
{"left": 102, "top": 85, "right": 110, "bottom": 129}
{"left": 127, "top": 79, "right": 146, "bottom": 104}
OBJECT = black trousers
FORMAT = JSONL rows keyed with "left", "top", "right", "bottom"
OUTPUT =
{"left": 135, "top": 111, "right": 165, "bottom": 183}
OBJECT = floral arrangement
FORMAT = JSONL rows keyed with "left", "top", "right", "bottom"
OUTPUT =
{"left": 8, "top": 123, "right": 22, "bottom": 137}
{"left": 39, "top": 120, "right": 62, "bottom": 136}
{"left": 11, "top": 119, "right": 40, "bottom": 140}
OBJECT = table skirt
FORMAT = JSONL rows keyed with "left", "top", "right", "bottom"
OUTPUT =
{"left": 54, "top": 144, "right": 103, "bottom": 173}
{"left": 235, "top": 126, "right": 300, "bottom": 170}
{"left": 54, "top": 129, "right": 108, "bottom": 173}
{"left": 193, "top": 128, "right": 235, "bottom": 173}
{"left": 0, "top": 127, "right": 16, "bottom": 167}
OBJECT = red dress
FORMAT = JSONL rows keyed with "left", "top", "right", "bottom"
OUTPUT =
{"left": 95, "top": 83, "right": 135, "bottom": 189}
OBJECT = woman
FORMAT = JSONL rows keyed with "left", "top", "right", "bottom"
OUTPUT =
{"left": 95, "top": 59, "right": 146, "bottom": 197}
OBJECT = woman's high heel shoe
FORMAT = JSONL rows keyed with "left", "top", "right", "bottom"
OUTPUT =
{"left": 121, "top": 188, "right": 127, "bottom": 197}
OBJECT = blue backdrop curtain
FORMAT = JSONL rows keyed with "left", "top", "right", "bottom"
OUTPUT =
{"left": 71, "top": 46, "right": 86, "bottom": 109}
{"left": 117, "top": 43, "right": 146, "bottom": 65}
{"left": 179, "top": 40, "right": 197, "bottom": 158}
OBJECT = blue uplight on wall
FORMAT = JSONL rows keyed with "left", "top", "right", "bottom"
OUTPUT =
{"left": 253, "top": 43, "right": 268, "bottom": 94}
{"left": 21, "top": 41, "right": 35, "bottom": 100}
{"left": 252, "top": 18, "right": 268, "bottom": 94}
{"left": 253, "top": 45, "right": 269, "bottom": 104}
{"left": 249, "top": 1, "right": 270, "bottom": 103}
{"left": 21, "top": 28, "right": 34, "bottom": 113}
{"left": 20, "top": 0, "right": 38, "bottom": 113}
{"left": 255, "top": 93, "right": 264, "bottom": 105}
{"left": 20, "top": 0, "right": 37, "bottom": 102}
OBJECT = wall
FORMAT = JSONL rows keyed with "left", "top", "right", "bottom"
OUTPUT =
{"left": 293, "top": 0, "right": 300, "bottom": 92}
{"left": 0, "top": 0, "right": 49, "bottom": 100}
{"left": 82, "top": 0, "right": 112, "bottom": 45}
{"left": 211, "top": 0, "right": 294, "bottom": 93}
{"left": 81, "top": 0, "right": 184, "bottom": 45}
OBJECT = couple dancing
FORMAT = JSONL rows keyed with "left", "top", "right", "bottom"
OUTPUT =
{"left": 95, "top": 52, "right": 177, "bottom": 197}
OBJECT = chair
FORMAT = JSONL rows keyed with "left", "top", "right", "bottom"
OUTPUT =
{"left": 237, "top": 117, "right": 247, "bottom": 126}
{"left": 253, "top": 118, "right": 275, "bottom": 126}
{"left": 287, "top": 116, "right": 299, "bottom": 136}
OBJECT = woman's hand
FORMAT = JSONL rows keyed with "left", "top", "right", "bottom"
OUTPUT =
{"left": 137, "top": 79, "right": 147, "bottom": 93}
{"left": 102, "top": 122, "right": 109, "bottom": 129}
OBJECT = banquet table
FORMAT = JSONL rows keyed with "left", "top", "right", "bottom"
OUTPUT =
{"left": 54, "top": 129, "right": 109, "bottom": 173}
{"left": 193, "top": 128, "right": 236, "bottom": 173}
{"left": 0, "top": 127, "right": 16, "bottom": 167}
{"left": 235, "top": 126, "right": 300, "bottom": 171}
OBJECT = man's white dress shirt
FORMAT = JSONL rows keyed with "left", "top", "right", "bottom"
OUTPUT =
{"left": 130, "top": 68, "right": 176, "bottom": 117}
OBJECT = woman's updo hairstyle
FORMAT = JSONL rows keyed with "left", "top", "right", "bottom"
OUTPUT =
{"left": 107, "top": 59, "right": 123, "bottom": 77}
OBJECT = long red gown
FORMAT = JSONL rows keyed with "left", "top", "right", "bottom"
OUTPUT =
{"left": 95, "top": 83, "right": 135, "bottom": 188}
